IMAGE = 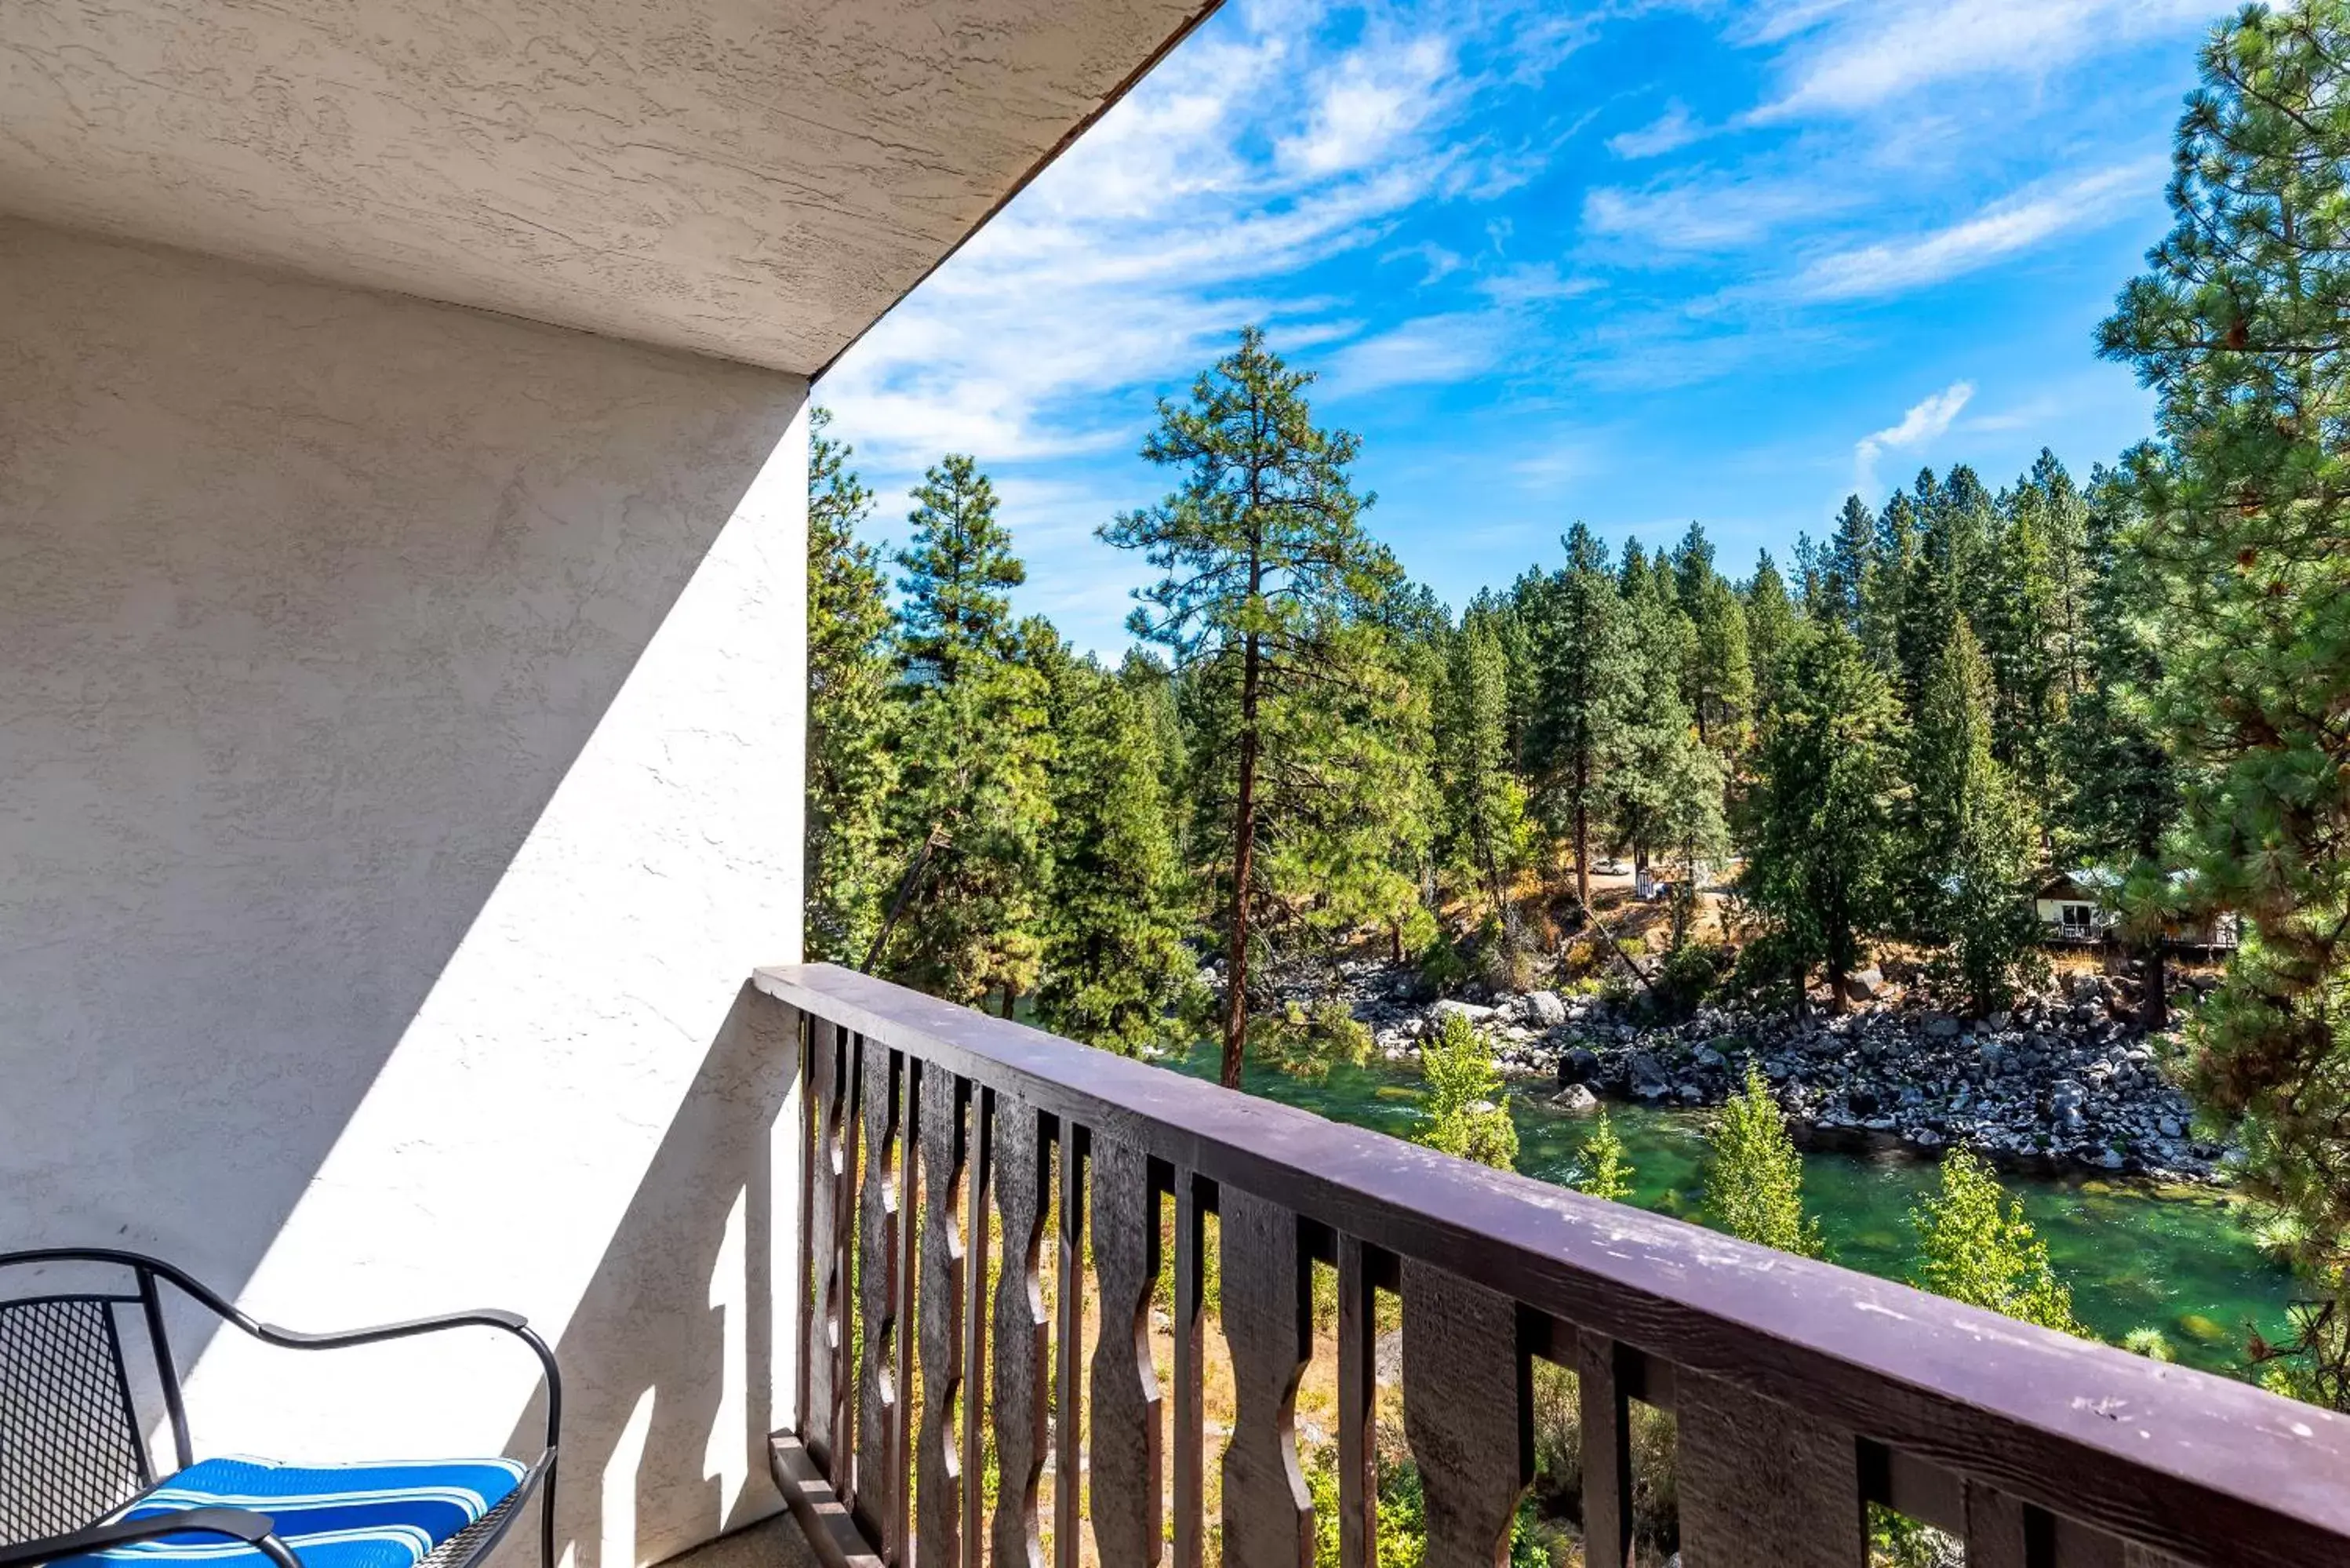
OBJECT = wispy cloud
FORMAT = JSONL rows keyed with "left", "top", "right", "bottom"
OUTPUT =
{"left": 1856, "top": 381, "right": 1973, "bottom": 489}
{"left": 1323, "top": 312, "right": 1512, "bottom": 398}
{"left": 1584, "top": 170, "right": 1862, "bottom": 256}
{"left": 1748, "top": 0, "right": 2214, "bottom": 119}
{"left": 1788, "top": 158, "right": 2163, "bottom": 300}
{"left": 1607, "top": 100, "right": 1705, "bottom": 158}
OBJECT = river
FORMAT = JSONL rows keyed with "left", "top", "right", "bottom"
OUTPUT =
{"left": 1168, "top": 1042, "right": 2301, "bottom": 1378}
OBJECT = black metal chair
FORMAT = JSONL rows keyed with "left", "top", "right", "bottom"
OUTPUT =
{"left": 0, "top": 1250, "right": 558, "bottom": 1568}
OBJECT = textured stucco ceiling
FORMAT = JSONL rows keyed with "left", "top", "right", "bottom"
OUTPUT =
{"left": 0, "top": 0, "right": 1215, "bottom": 373}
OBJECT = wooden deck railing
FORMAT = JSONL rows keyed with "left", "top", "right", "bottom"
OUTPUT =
{"left": 752, "top": 962, "right": 2350, "bottom": 1568}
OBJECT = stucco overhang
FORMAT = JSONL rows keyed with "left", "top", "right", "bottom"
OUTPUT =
{"left": 0, "top": 0, "right": 1216, "bottom": 373}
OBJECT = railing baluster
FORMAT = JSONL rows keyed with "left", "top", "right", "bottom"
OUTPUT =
{"left": 1171, "top": 1169, "right": 1205, "bottom": 1568}
{"left": 1677, "top": 1371, "right": 1865, "bottom": 1567}
{"left": 1400, "top": 1259, "right": 1525, "bottom": 1568}
{"left": 916, "top": 1067, "right": 967, "bottom": 1568}
{"left": 962, "top": 1087, "right": 994, "bottom": 1568}
{"left": 1963, "top": 1480, "right": 2028, "bottom": 1568}
{"left": 805, "top": 1018, "right": 847, "bottom": 1476}
{"left": 993, "top": 1095, "right": 1052, "bottom": 1568}
{"left": 1335, "top": 1236, "right": 1377, "bottom": 1568}
{"left": 896, "top": 1055, "right": 920, "bottom": 1557}
{"left": 1055, "top": 1122, "right": 1085, "bottom": 1568}
{"left": 856, "top": 1042, "right": 905, "bottom": 1551}
{"left": 1220, "top": 1187, "right": 1312, "bottom": 1568}
{"left": 1577, "top": 1335, "right": 1634, "bottom": 1568}
{"left": 1088, "top": 1137, "right": 1162, "bottom": 1568}
{"left": 834, "top": 1033, "right": 865, "bottom": 1472}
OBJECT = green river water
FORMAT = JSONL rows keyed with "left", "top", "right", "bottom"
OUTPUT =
{"left": 1168, "top": 1043, "right": 2301, "bottom": 1378}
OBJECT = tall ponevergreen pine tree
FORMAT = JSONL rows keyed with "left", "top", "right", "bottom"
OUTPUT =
{"left": 1102, "top": 326, "right": 1394, "bottom": 1087}
{"left": 805, "top": 408, "right": 898, "bottom": 964}
{"left": 2097, "top": 0, "right": 2350, "bottom": 1396}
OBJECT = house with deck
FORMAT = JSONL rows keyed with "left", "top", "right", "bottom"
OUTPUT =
{"left": 0, "top": 2, "right": 2335, "bottom": 1565}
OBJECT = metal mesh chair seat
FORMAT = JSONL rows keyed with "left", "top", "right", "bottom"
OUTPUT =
{"left": 0, "top": 1253, "right": 558, "bottom": 1568}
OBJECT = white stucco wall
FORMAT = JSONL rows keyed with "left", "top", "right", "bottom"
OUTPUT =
{"left": 0, "top": 219, "right": 806, "bottom": 1567}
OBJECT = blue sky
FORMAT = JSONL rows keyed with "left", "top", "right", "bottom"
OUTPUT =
{"left": 821, "top": 0, "right": 2224, "bottom": 656}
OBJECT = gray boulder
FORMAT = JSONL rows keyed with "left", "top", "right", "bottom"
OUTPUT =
{"left": 1845, "top": 966, "right": 1886, "bottom": 1002}
{"left": 1527, "top": 991, "right": 1569, "bottom": 1028}
{"left": 1550, "top": 1083, "right": 1601, "bottom": 1115}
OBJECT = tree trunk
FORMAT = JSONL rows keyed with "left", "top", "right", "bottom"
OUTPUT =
{"left": 1000, "top": 985, "right": 1017, "bottom": 1020}
{"left": 2142, "top": 939, "right": 2166, "bottom": 1032}
{"left": 1790, "top": 959, "right": 1809, "bottom": 1021}
{"left": 1221, "top": 636, "right": 1262, "bottom": 1090}
{"left": 1573, "top": 751, "right": 1591, "bottom": 918}
{"left": 1826, "top": 954, "right": 1849, "bottom": 1015}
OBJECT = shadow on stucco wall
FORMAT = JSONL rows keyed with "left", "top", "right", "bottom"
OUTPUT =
{"left": 499, "top": 984, "right": 800, "bottom": 1568}
{"left": 0, "top": 220, "right": 805, "bottom": 1450}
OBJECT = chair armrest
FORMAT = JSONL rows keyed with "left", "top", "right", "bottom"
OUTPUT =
{"left": 254, "top": 1308, "right": 528, "bottom": 1347}
{"left": 0, "top": 1509, "right": 300, "bottom": 1568}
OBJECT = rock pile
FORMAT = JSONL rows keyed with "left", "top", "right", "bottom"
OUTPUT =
{"left": 1318, "top": 959, "right": 2227, "bottom": 1183}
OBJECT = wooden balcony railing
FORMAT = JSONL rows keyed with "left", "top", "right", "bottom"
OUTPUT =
{"left": 752, "top": 962, "right": 2350, "bottom": 1568}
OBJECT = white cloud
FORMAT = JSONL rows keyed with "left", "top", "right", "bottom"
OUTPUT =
{"left": 1748, "top": 0, "right": 2214, "bottom": 119}
{"left": 1788, "top": 158, "right": 2163, "bottom": 300}
{"left": 1855, "top": 381, "right": 1973, "bottom": 489}
{"left": 1584, "top": 173, "right": 1859, "bottom": 256}
{"left": 1607, "top": 100, "right": 1704, "bottom": 158}
{"left": 1322, "top": 312, "right": 1511, "bottom": 398}
{"left": 1476, "top": 262, "right": 1602, "bottom": 305}
{"left": 1278, "top": 34, "right": 1456, "bottom": 176}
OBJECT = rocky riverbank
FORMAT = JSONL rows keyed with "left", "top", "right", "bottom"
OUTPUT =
{"left": 1308, "top": 959, "right": 2227, "bottom": 1184}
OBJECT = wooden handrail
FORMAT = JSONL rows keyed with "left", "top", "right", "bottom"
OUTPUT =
{"left": 755, "top": 960, "right": 2350, "bottom": 1567}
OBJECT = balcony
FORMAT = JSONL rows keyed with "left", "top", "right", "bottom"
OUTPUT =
{"left": 752, "top": 962, "right": 2350, "bottom": 1568}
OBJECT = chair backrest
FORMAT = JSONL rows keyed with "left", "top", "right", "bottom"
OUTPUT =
{"left": 0, "top": 1261, "right": 185, "bottom": 1541}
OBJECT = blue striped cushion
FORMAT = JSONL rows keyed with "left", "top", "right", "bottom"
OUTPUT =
{"left": 64, "top": 1456, "right": 526, "bottom": 1568}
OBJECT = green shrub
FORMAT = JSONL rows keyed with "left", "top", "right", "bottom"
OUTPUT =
{"left": 1908, "top": 1151, "right": 2083, "bottom": 1335}
{"left": 1704, "top": 1067, "right": 1825, "bottom": 1257}
{"left": 1577, "top": 1111, "right": 1635, "bottom": 1202}
{"left": 1417, "top": 1012, "right": 1519, "bottom": 1170}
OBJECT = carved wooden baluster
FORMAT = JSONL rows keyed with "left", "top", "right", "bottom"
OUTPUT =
{"left": 1219, "top": 1187, "right": 1313, "bottom": 1568}
{"left": 895, "top": 1055, "right": 920, "bottom": 1556}
{"left": 1676, "top": 1371, "right": 1865, "bottom": 1567}
{"left": 1963, "top": 1481, "right": 2029, "bottom": 1568}
{"left": 992, "top": 1096, "right": 1052, "bottom": 1568}
{"left": 1334, "top": 1237, "right": 1377, "bottom": 1568}
{"left": 805, "top": 1018, "right": 847, "bottom": 1475}
{"left": 1055, "top": 1124, "right": 1085, "bottom": 1568}
{"left": 833, "top": 1034, "right": 865, "bottom": 1472}
{"left": 962, "top": 1088, "right": 995, "bottom": 1568}
{"left": 1170, "top": 1170, "right": 1205, "bottom": 1568}
{"left": 855, "top": 1042, "right": 905, "bottom": 1548}
{"left": 1577, "top": 1335, "right": 1635, "bottom": 1568}
{"left": 915, "top": 1067, "right": 967, "bottom": 1568}
{"left": 1400, "top": 1258, "right": 1526, "bottom": 1568}
{"left": 1088, "top": 1137, "right": 1162, "bottom": 1568}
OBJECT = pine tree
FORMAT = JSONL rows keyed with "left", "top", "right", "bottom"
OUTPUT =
{"left": 1860, "top": 492, "right": 1919, "bottom": 677}
{"left": 883, "top": 463, "right": 1052, "bottom": 1010}
{"left": 1705, "top": 1067, "right": 1825, "bottom": 1257}
{"left": 1909, "top": 622, "right": 2043, "bottom": 1014}
{"left": 1527, "top": 525, "right": 1633, "bottom": 915}
{"left": 2097, "top": 0, "right": 2350, "bottom": 1392}
{"left": 1438, "top": 612, "right": 1533, "bottom": 925}
{"left": 804, "top": 408, "right": 898, "bottom": 964}
{"left": 897, "top": 453, "right": 1025, "bottom": 684}
{"left": 1826, "top": 494, "right": 1877, "bottom": 633}
{"left": 1977, "top": 479, "right": 2064, "bottom": 806}
{"left": 2059, "top": 473, "right": 2184, "bottom": 1028}
{"left": 1741, "top": 625, "right": 1905, "bottom": 1011}
{"left": 1101, "top": 326, "right": 1394, "bottom": 1087}
{"left": 1036, "top": 648, "right": 1195, "bottom": 1055}
{"left": 1687, "top": 573, "right": 1755, "bottom": 751}
{"left": 1910, "top": 1152, "right": 2083, "bottom": 1334}
{"left": 1744, "top": 550, "right": 1802, "bottom": 722}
